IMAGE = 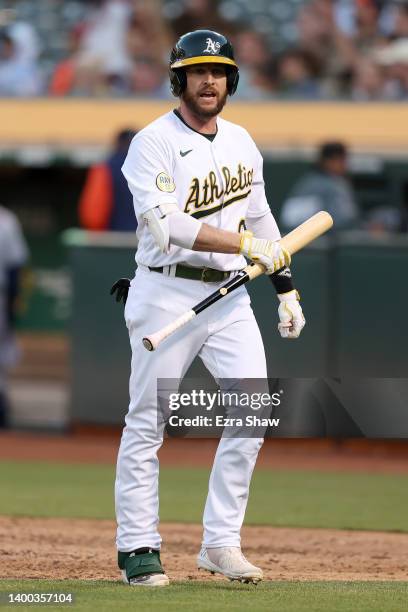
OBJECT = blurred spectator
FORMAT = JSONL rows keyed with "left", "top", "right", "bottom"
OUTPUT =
{"left": 127, "top": 0, "right": 172, "bottom": 66}
{"left": 373, "top": 38, "right": 408, "bottom": 98}
{"left": 75, "top": 0, "right": 133, "bottom": 95}
{"left": 7, "top": 18, "right": 41, "bottom": 62}
{"left": 335, "top": 0, "right": 395, "bottom": 39}
{"left": 275, "top": 48, "right": 323, "bottom": 99}
{"left": 0, "top": 9, "right": 41, "bottom": 60}
{"left": 233, "top": 29, "right": 272, "bottom": 71}
{"left": 0, "top": 30, "right": 42, "bottom": 96}
{"left": 280, "top": 141, "right": 359, "bottom": 231}
{"left": 297, "top": 0, "right": 335, "bottom": 66}
{"left": 79, "top": 129, "right": 137, "bottom": 231}
{"left": 56, "top": 0, "right": 174, "bottom": 96}
{"left": 124, "top": 0, "right": 173, "bottom": 97}
{"left": 233, "top": 30, "right": 276, "bottom": 99}
{"left": 130, "top": 57, "right": 171, "bottom": 97}
{"left": 297, "top": 0, "right": 350, "bottom": 97}
{"left": 168, "top": 0, "right": 236, "bottom": 40}
{"left": 49, "top": 24, "right": 85, "bottom": 96}
{"left": 393, "top": 1, "right": 408, "bottom": 37}
{"left": 0, "top": 205, "right": 29, "bottom": 428}
{"left": 245, "top": 64, "right": 278, "bottom": 99}
{"left": 332, "top": 0, "right": 387, "bottom": 77}
{"left": 351, "top": 57, "right": 390, "bottom": 99}
{"left": 336, "top": 0, "right": 383, "bottom": 47}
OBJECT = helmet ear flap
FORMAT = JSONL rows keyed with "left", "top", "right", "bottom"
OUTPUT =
{"left": 170, "top": 68, "right": 186, "bottom": 97}
{"left": 227, "top": 68, "right": 239, "bottom": 95}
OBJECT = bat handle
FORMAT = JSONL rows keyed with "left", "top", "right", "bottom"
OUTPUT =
{"left": 143, "top": 309, "right": 196, "bottom": 351}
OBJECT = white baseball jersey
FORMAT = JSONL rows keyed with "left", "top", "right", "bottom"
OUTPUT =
{"left": 122, "top": 110, "right": 280, "bottom": 271}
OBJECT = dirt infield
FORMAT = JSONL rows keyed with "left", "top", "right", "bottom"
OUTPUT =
{"left": 0, "top": 516, "right": 407, "bottom": 582}
{"left": 1, "top": 432, "right": 407, "bottom": 583}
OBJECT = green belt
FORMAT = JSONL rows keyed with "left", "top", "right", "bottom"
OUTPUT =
{"left": 148, "top": 264, "right": 232, "bottom": 283}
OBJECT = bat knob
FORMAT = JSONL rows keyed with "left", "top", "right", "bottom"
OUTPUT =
{"left": 142, "top": 337, "right": 154, "bottom": 351}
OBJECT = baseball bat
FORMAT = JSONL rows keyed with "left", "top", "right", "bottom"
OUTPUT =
{"left": 142, "top": 211, "right": 333, "bottom": 351}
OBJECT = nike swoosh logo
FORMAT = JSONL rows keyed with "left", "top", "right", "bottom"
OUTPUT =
{"left": 180, "top": 149, "right": 193, "bottom": 157}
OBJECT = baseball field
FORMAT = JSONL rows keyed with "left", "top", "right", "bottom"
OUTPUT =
{"left": 0, "top": 433, "right": 407, "bottom": 611}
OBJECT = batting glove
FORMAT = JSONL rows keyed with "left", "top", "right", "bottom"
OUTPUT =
{"left": 239, "top": 231, "right": 291, "bottom": 275}
{"left": 110, "top": 278, "right": 130, "bottom": 305}
{"left": 278, "top": 290, "right": 305, "bottom": 339}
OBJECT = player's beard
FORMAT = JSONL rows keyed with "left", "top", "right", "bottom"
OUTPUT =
{"left": 182, "top": 88, "right": 228, "bottom": 120}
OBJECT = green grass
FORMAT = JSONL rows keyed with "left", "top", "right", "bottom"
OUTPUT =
{"left": 0, "top": 460, "right": 407, "bottom": 531}
{"left": 0, "top": 580, "right": 407, "bottom": 612}
{"left": 1, "top": 462, "right": 406, "bottom": 610}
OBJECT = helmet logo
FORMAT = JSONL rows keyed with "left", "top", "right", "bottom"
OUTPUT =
{"left": 203, "top": 38, "right": 221, "bottom": 54}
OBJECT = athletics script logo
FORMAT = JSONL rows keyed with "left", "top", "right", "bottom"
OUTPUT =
{"left": 184, "top": 163, "right": 254, "bottom": 219}
{"left": 204, "top": 38, "right": 221, "bottom": 54}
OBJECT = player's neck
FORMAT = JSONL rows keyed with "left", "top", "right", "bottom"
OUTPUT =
{"left": 178, "top": 103, "right": 218, "bottom": 135}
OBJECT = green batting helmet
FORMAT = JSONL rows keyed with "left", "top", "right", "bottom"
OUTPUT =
{"left": 169, "top": 29, "right": 239, "bottom": 97}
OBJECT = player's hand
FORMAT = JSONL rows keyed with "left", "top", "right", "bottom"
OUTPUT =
{"left": 239, "top": 231, "right": 291, "bottom": 275}
{"left": 277, "top": 290, "right": 305, "bottom": 339}
{"left": 110, "top": 278, "right": 130, "bottom": 305}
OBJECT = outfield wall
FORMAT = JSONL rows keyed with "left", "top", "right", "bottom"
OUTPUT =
{"left": 2, "top": 100, "right": 408, "bottom": 152}
{"left": 65, "top": 231, "right": 408, "bottom": 427}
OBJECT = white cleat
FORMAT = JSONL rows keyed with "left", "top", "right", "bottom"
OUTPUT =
{"left": 197, "top": 547, "right": 263, "bottom": 584}
{"left": 121, "top": 569, "right": 170, "bottom": 587}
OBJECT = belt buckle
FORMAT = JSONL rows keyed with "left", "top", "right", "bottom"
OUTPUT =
{"left": 201, "top": 267, "right": 210, "bottom": 282}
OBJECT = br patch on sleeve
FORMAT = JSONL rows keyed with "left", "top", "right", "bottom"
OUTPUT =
{"left": 156, "top": 172, "right": 175, "bottom": 193}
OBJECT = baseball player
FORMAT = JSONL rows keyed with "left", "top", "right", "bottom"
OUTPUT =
{"left": 0, "top": 205, "right": 28, "bottom": 427}
{"left": 113, "top": 29, "right": 305, "bottom": 587}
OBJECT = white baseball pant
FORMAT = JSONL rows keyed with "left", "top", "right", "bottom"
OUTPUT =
{"left": 115, "top": 266, "right": 267, "bottom": 551}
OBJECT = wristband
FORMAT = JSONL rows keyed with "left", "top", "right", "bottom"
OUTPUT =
{"left": 269, "top": 266, "right": 294, "bottom": 294}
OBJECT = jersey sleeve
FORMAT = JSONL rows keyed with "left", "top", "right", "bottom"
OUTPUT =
{"left": 246, "top": 146, "right": 271, "bottom": 219}
{"left": 121, "top": 131, "right": 177, "bottom": 216}
{"left": 246, "top": 211, "right": 281, "bottom": 241}
{"left": 244, "top": 140, "right": 281, "bottom": 240}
